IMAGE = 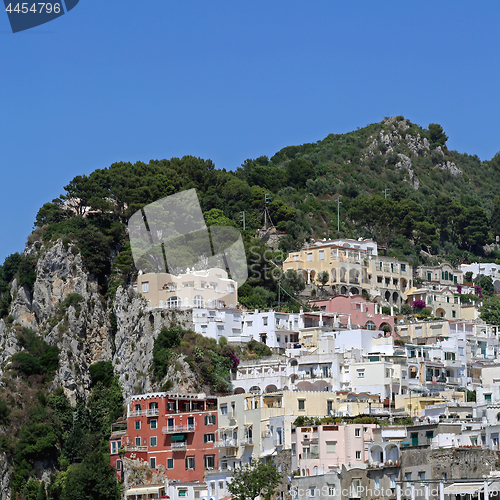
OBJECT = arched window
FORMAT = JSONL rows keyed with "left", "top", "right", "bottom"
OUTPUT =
{"left": 365, "top": 321, "right": 376, "bottom": 330}
{"left": 167, "top": 296, "right": 180, "bottom": 309}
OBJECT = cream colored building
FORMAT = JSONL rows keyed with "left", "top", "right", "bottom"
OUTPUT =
{"left": 216, "top": 391, "right": 341, "bottom": 467}
{"left": 283, "top": 239, "right": 412, "bottom": 307}
{"left": 136, "top": 268, "right": 237, "bottom": 309}
{"left": 406, "top": 287, "right": 461, "bottom": 319}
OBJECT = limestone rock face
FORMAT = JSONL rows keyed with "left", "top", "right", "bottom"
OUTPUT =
{"left": 0, "top": 452, "right": 11, "bottom": 500}
{"left": 3, "top": 239, "right": 197, "bottom": 405}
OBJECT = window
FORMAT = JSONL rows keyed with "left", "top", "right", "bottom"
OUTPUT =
{"left": 401, "top": 264, "right": 406, "bottom": 272}
{"left": 355, "top": 451, "right": 361, "bottom": 460}
{"left": 185, "top": 456, "right": 195, "bottom": 469}
{"left": 351, "top": 479, "right": 362, "bottom": 498}
{"left": 142, "top": 282, "right": 149, "bottom": 293}
{"left": 116, "top": 459, "right": 121, "bottom": 471}
{"left": 308, "top": 486, "right": 316, "bottom": 497}
{"left": 298, "top": 400, "right": 305, "bottom": 410}
{"left": 167, "top": 458, "right": 174, "bottom": 469}
{"left": 263, "top": 317, "right": 268, "bottom": 326}
{"left": 178, "top": 489, "right": 187, "bottom": 497}
{"left": 219, "top": 481, "right": 224, "bottom": 489}
{"left": 150, "top": 457, "right": 156, "bottom": 469}
{"left": 167, "top": 402, "right": 175, "bottom": 411}
{"left": 355, "top": 428, "right": 360, "bottom": 437}
{"left": 221, "top": 405, "right": 228, "bottom": 415}
{"left": 327, "top": 401, "right": 333, "bottom": 414}
{"left": 405, "top": 473, "right": 411, "bottom": 485}
{"left": 292, "top": 443, "right": 296, "bottom": 455}
{"left": 326, "top": 441, "right": 336, "bottom": 453}
{"left": 357, "top": 369, "right": 365, "bottom": 378}
{"left": 151, "top": 419, "right": 157, "bottom": 430}
{"left": 204, "top": 455, "right": 215, "bottom": 469}
{"left": 485, "top": 394, "right": 492, "bottom": 402}
{"left": 307, "top": 253, "right": 313, "bottom": 261}
{"left": 135, "top": 437, "right": 141, "bottom": 446}
{"left": 452, "top": 311, "right": 456, "bottom": 318}
{"left": 205, "top": 414, "right": 216, "bottom": 425}
{"left": 319, "top": 251, "right": 325, "bottom": 260}
{"left": 135, "top": 421, "right": 141, "bottom": 430}
{"left": 390, "top": 475, "right": 396, "bottom": 489}
{"left": 375, "top": 476, "right": 380, "bottom": 489}
{"left": 418, "top": 471, "right": 425, "bottom": 482}
{"left": 150, "top": 436, "right": 157, "bottom": 447}
{"left": 204, "top": 433, "right": 215, "bottom": 443}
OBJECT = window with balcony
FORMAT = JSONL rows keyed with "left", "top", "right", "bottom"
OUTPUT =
{"left": 135, "top": 437, "right": 141, "bottom": 446}
{"left": 204, "top": 455, "right": 215, "bottom": 469}
{"left": 167, "top": 458, "right": 174, "bottom": 469}
{"left": 185, "top": 456, "right": 195, "bottom": 469}
{"left": 150, "top": 436, "right": 157, "bottom": 447}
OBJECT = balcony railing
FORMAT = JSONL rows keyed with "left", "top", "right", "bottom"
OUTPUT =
{"left": 162, "top": 424, "right": 196, "bottom": 434}
{"left": 215, "top": 438, "right": 238, "bottom": 448}
{"left": 240, "top": 438, "right": 253, "bottom": 446}
{"left": 446, "top": 377, "right": 461, "bottom": 384}
{"left": 123, "top": 445, "right": 148, "bottom": 452}
{"left": 171, "top": 442, "right": 188, "bottom": 450}
{"left": 128, "top": 408, "right": 160, "bottom": 418}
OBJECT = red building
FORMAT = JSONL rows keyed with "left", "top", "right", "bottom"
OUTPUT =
{"left": 110, "top": 392, "right": 219, "bottom": 483}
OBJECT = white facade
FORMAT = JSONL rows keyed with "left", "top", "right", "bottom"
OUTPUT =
{"left": 192, "top": 308, "right": 247, "bottom": 342}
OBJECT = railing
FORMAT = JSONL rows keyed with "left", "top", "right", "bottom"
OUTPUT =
{"left": 123, "top": 445, "right": 148, "bottom": 452}
{"left": 128, "top": 408, "right": 160, "bottom": 418}
{"left": 446, "top": 377, "right": 461, "bottom": 384}
{"left": 171, "top": 442, "right": 187, "bottom": 450}
{"left": 162, "top": 424, "right": 196, "bottom": 434}
{"left": 240, "top": 438, "right": 253, "bottom": 446}
{"left": 215, "top": 439, "right": 238, "bottom": 448}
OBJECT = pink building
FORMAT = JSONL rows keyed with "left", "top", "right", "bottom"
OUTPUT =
{"left": 310, "top": 294, "right": 394, "bottom": 331}
{"left": 291, "top": 422, "right": 376, "bottom": 475}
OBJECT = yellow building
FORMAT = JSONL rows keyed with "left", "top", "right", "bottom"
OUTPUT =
{"left": 283, "top": 239, "right": 411, "bottom": 307}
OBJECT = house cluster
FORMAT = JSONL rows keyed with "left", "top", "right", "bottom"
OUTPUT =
{"left": 114, "top": 238, "right": 500, "bottom": 499}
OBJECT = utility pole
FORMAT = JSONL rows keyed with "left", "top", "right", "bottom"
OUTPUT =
{"left": 337, "top": 196, "right": 342, "bottom": 232}
{"left": 239, "top": 211, "right": 245, "bottom": 231}
{"left": 264, "top": 194, "right": 271, "bottom": 230}
{"left": 383, "top": 188, "right": 391, "bottom": 199}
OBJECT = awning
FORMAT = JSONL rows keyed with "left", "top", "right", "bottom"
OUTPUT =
{"left": 261, "top": 448, "right": 275, "bottom": 457}
{"left": 444, "top": 483, "right": 486, "bottom": 495}
{"left": 126, "top": 485, "right": 166, "bottom": 495}
{"left": 171, "top": 434, "right": 186, "bottom": 442}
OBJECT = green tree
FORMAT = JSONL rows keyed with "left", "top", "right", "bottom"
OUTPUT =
{"left": 479, "top": 297, "right": 500, "bottom": 325}
{"left": 60, "top": 450, "right": 121, "bottom": 500}
{"left": 227, "top": 459, "right": 282, "bottom": 500}
{"left": 316, "top": 270, "right": 329, "bottom": 294}
{"left": 474, "top": 275, "right": 494, "bottom": 298}
{"left": 428, "top": 123, "right": 448, "bottom": 147}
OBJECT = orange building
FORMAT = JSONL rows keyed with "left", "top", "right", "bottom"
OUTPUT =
{"left": 111, "top": 392, "right": 219, "bottom": 483}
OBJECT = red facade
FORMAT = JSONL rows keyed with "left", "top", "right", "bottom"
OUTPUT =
{"left": 110, "top": 392, "right": 219, "bottom": 483}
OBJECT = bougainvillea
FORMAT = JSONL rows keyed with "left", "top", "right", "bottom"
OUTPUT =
{"left": 475, "top": 286, "right": 484, "bottom": 299}
{"left": 221, "top": 346, "right": 240, "bottom": 370}
{"left": 457, "top": 284, "right": 462, "bottom": 294}
{"left": 412, "top": 299, "right": 426, "bottom": 310}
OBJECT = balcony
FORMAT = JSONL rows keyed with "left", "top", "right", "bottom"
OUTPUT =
{"left": 128, "top": 408, "right": 160, "bottom": 418}
{"left": 215, "top": 439, "right": 238, "bottom": 448}
{"left": 240, "top": 438, "right": 253, "bottom": 446}
{"left": 123, "top": 445, "right": 148, "bottom": 452}
{"left": 443, "top": 359, "right": 461, "bottom": 368}
{"left": 446, "top": 377, "right": 461, "bottom": 385}
{"left": 171, "top": 442, "right": 187, "bottom": 450}
{"left": 162, "top": 424, "right": 196, "bottom": 434}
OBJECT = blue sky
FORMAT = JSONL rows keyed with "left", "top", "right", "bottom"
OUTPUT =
{"left": 1, "top": 1, "right": 500, "bottom": 262}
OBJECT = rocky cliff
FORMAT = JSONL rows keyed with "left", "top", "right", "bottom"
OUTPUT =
{"left": 2, "top": 239, "right": 197, "bottom": 405}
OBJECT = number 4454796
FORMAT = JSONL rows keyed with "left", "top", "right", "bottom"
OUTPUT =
{"left": 6, "top": 3, "right": 61, "bottom": 13}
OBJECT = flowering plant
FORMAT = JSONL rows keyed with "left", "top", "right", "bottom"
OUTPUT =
{"left": 412, "top": 299, "right": 426, "bottom": 310}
